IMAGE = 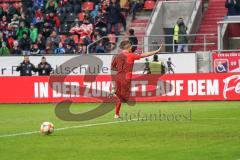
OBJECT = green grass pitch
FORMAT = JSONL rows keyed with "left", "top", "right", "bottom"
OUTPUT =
{"left": 0, "top": 101, "right": 240, "bottom": 160}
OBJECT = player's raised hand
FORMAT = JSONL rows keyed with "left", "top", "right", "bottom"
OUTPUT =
{"left": 156, "top": 42, "right": 163, "bottom": 53}
{"left": 141, "top": 42, "right": 164, "bottom": 58}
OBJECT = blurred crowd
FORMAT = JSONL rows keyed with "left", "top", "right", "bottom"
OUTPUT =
{"left": 0, "top": 0, "right": 145, "bottom": 55}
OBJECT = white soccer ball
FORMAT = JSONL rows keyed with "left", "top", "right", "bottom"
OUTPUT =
{"left": 40, "top": 122, "right": 54, "bottom": 135}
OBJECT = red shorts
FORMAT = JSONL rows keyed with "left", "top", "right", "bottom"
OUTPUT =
{"left": 115, "top": 78, "right": 131, "bottom": 102}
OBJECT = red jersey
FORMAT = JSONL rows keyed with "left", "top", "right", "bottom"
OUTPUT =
{"left": 111, "top": 50, "right": 141, "bottom": 79}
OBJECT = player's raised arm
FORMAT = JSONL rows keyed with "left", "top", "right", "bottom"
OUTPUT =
{"left": 140, "top": 43, "right": 163, "bottom": 58}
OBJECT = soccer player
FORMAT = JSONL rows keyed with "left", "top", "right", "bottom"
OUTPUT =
{"left": 111, "top": 40, "right": 162, "bottom": 119}
{"left": 167, "top": 57, "right": 175, "bottom": 74}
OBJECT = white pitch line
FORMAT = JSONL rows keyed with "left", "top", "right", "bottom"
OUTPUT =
{"left": 1, "top": 117, "right": 237, "bottom": 138}
{"left": 0, "top": 119, "right": 133, "bottom": 138}
{"left": 199, "top": 118, "right": 238, "bottom": 120}
{"left": 0, "top": 131, "right": 40, "bottom": 138}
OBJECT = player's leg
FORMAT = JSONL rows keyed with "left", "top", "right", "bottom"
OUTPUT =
{"left": 115, "top": 95, "right": 122, "bottom": 118}
{"left": 183, "top": 45, "right": 188, "bottom": 52}
{"left": 171, "top": 68, "right": 175, "bottom": 74}
{"left": 114, "top": 80, "right": 131, "bottom": 118}
{"left": 168, "top": 68, "right": 170, "bottom": 74}
{"left": 114, "top": 79, "right": 123, "bottom": 118}
{"left": 177, "top": 44, "right": 182, "bottom": 53}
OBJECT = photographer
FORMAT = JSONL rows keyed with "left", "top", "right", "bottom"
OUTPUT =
{"left": 16, "top": 56, "right": 37, "bottom": 76}
{"left": 37, "top": 57, "right": 52, "bottom": 76}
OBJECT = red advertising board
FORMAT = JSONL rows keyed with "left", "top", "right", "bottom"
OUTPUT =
{"left": 0, "top": 73, "right": 239, "bottom": 103}
{"left": 212, "top": 52, "right": 240, "bottom": 73}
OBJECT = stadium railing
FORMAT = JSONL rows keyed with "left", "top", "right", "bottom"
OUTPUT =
{"left": 217, "top": 16, "right": 240, "bottom": 50}
{"left": 86, "top": 34, "right": 216, "bottom": 54}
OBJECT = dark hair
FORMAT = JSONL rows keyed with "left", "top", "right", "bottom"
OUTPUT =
{"left": 129, "top": 29, "right": 134, "bottom": 35}
{"left": 153, "top": 54, "right": 158, "bottom": 62}
{"left": 42, "top": 56, "right": 46, "bottom": 59}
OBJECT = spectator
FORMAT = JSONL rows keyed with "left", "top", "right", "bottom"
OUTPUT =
{"left": 30, "top": 23, "right": 38, "bottom": 43}
{"left": 5, "top": 25, "right": 15, "bottom": 48}
{"left": 8, "top": 4, "right": 17, "bottom": 18}
{"left": 33, "top": 0, "right": 44, "bottom": 10}
{"left": 91, "top": 28, "right": 103, "bottom": 44}
{"left": 46, "top": 31, "right": 61, "bottom": 51}
{"left": 106, "top": 0, "right": 121, "bottom": 35}
{"left": 0, "top": 0, "right": 130, "bottom": 55}
{"left": 65, "top": 44, "right": 75, "bottom": 54}
{"left": 149, "top": 55, "right": 164, "bottom": 74}
{"left": 19, "top": 33, "right": 31, "bottom": 55}
{"left": 225, "top": 0, "right": 240, "bottom": 16}
{"left": 0, "top": 16, "right": 8, "bottom": 31}
{"left": 45, "top": 44, "right": 52, "bottom": 54}
{"left": 30, "top": 44, "right": 40, "bottom": 55}
{"left": 95, "top": 11, "right": 108, "bottom": 36}
{"left": 65, "top": 34, "right": 76, "bottom": 48}
{"left": 173, "top": 18, "right": 180, "bottom": 52}
{"left": 16, "top": 56, "right": 37, "bottom": 76}
{"left": 0, "top": 32, "right": 4, "bottom": 48}
{"left": 46, "top": 12, "right": 60, "bottom": 31}
{"left": 76, "top": 43, "right": 85, "bottom": 54}
{"left": 69, "top": 23, "right": 82, "bottom": 35}
{"left": 96, "top": 41, "right": 106, "bottom": 53}
{"left": 42, "top": 23, "right": 53, "bottom": 40}
{"left": 130, "top": 0, "right": 140, "bottom": 21}
{"left": 0, "top": 7, "right": 7, "bottom": 20}
{"left": 119, "top": 12, "right": 127, "bottom": 32}
{"left": 120, "top": 0, "right": 129, "bottom": 9}
{"left": 91, "top": 5, "right": 100, "bottom": 20}
{"left": 20, "top": 12, "right": 33, "bottom": 28}
{"left": 58, "top": 0, "right": 72, "bottom": 14}
{"left": 9, "top": 14, "right": 20, "bottom": 30}
{"left": 143, "top": 58, "right": 150, "bottom": 74}
{"left": 128, "top": 29, "right": 138, "bottom": 52}
{"left": 79, "top": 19, "right": 93, "bottom": 45}
{"left": 37, "top": 56, "right": 52, "bottom": 76}
{"left": 71, "top": 18, "right": 81, "bottom": 28}
{"left": 69, "top": 0, "right": 82, "bottom": 14}
{"left": 11, "top": 41, "right": 22, "bottom": 55}
{"left": 46, "top": 0, "right": 58, "bottom": 13}
{"left": 177, "top": 18, "right": 188, "bottom": 53}
{"left": 36, "top": 33, "right": 46, "bottom": 54}
{"left": 32, "top": 8, "right": 44, "bottom": 27}
{"left": 0, "top": 42, "right": 10, "bottom": 56}
{"left": 22, "top": 0, "right": 33, "bottom": 14}
{"left": 54, "top": 43, "right": 66, "bottom": 54}
{"left": 167, "top": 57, "right": 175, "bottom": 74}
{"left": 16, "top": 22, "right": 30, "bottom": 40}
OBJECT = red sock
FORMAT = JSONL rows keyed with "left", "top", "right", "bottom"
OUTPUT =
{"left": 115, "top": 97, "right": 122, "bottom": 116}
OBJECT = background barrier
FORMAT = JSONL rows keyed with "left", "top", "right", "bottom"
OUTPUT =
{"left": 0, "top": 54, "right": 197, "bottom": 76}
{"left": 212, "top": 52, "right": 240, "bottom": 73}
{"left": 0, "top": 73, "right": 239, "bottom": 103}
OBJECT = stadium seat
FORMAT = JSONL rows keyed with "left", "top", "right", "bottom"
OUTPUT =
{"left": 78, "top": 12, "right": 85, "bottom": 22}
{"left": 12, "top": 2, "right": 20, "bottom": 10}
{"left": 82, "top": 2, "right": 94, "bottom": 11}
{"left": 2, "top": 3, "right": 9, "bottom": 11}
{"left": 144, "top": 0, "right": 156, "bottom": 10}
